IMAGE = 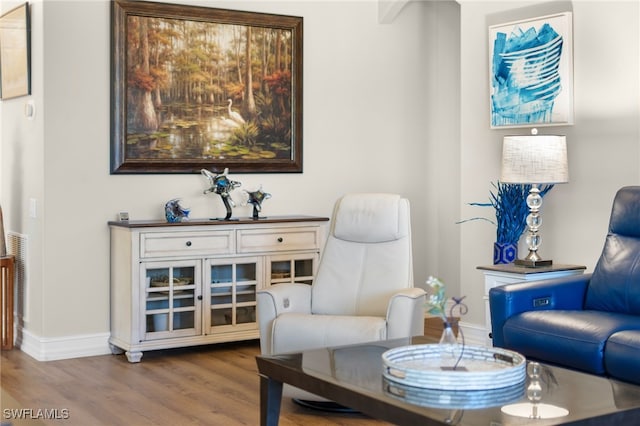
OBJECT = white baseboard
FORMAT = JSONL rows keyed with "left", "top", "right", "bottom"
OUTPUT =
{"left": 13, "top": 322, "right": 489, "bottom": 362}
{"left": 423, "top": 316, "right": 491, "bottom": 347}
{"left": 17, "top": 329, "right": 112, "bottom": 361}
{"left": 457, "top": 321, "right": 490, "bottom": 347}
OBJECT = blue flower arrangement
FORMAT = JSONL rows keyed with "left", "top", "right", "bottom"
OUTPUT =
{"left": 460, "top": 182, "right": 553, "bottom": 245}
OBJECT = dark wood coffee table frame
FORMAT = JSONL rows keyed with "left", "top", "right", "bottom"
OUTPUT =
{"left": 257, "top": 352, "right": 434, "bottom": 426}
{"left": 256, "top": 336, "right": 640, "bottom": 426}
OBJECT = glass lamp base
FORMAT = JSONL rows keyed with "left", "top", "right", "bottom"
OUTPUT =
{"left": 516, "top": 247, "right": 553, "bottom": 268}
{"left": 515, "top": 258, "right": 553, "bottom": 268}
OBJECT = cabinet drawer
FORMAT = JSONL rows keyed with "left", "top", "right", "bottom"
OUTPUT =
{"left": 237, "top": 227, "right": 321, "bottom": 253}
{"left": 140, "top": 231, "right": 234, "bottom": 258}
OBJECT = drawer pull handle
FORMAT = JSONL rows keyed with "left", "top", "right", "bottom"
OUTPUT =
{"left": 277, "top": 237, "right": 283, "bottom": 243}
{"left": 185, "top": 241, "right": 192, "bottom": 247}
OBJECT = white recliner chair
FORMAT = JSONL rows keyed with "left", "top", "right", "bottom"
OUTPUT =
{"left": 256, "top": 193, "right": 426, "bottom": 405}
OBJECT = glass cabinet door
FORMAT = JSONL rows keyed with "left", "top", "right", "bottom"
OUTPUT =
{"left": 205, "top": 257, "right": 260, "bottom": 333}
{"left": 267, "top": 253, "right": 318, "bottom": 286}
{"left": 141, "top": 260, "right": 201, "bottom": 339}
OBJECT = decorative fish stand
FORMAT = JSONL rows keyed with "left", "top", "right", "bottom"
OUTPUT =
{"left": 164, "top": 199, "right": 190, "bottom": 223}
{"left": 245, "top": 186, "right": 271, "bottom": 220}
{"left": 201, "top": 168, "right": 241, "bottom": 220}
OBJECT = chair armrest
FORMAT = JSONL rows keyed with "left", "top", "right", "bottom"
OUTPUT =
{"left": 386, "top": 287, "right": 427, "bottom": 339}
{"left": 489, "top": 273, "right": 591, "bottom": 347}
{"left": 256, "top": 283, "right": 312, "bottom": 354}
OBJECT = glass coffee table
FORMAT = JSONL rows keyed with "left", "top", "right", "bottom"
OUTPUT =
{"left": 256, "top": 336, "right": 640, "bottom": 426}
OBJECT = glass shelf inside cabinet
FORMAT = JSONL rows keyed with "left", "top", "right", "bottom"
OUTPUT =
{"left": 209, "top": 261, "right": 257, "bottom": 328}
{"left": 237, "top": 263, "right": 257, "bottom": 282}
{"left": 236, "top": 306, "right": 256, "bottom": 324}
{"left": 294, "top": 259, "right": 314, "bottom": 284}
{"left": 236, "top": 262, "right": 257, "bottom": 325}
{"left": 211, "top": 264, "right": 232, "bottom": 284}
{"left": 145, "top": 265, "right": 196, "bottom": 332}
{"left": 270, "top": 258, "right": 314, "bottom": 285}
{"left": 210, "top": 263, "right": 234, "bottom": 306}
{"left": 271, "top": 261, "right": 292, "bottom": 280}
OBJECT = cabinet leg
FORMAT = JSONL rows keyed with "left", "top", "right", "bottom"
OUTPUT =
{"left": 109, "top": 343, "right": 125, "bottom": 355}
{"left": 125, "top": 351, "right": 143, "bottom": 363}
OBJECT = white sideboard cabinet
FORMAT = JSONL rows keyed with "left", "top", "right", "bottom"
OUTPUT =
{"left": 109, "top": 216, "right": 329, "bottom": 362}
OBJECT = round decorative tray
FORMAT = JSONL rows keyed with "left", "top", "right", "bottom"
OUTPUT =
{"left": 384, "top": 377, "right": 524, "bottom": 409}
{"left": 382, "top": 344, "right": 526, "bottom": 391}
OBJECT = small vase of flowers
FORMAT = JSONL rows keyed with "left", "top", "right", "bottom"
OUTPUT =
{"left": 425, "top": 276, "right": 467, "bottom": 370}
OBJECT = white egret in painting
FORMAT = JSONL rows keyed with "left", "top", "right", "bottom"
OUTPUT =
{"left": 227, "top": 99, "right": 246, "bottom": 124}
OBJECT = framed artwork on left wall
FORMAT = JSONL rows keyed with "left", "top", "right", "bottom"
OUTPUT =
{"left": 0, "top": 3, "right": 31, "bottom": 100}
{"left": 111, "top": 0, "right": 303, "bottom": 174}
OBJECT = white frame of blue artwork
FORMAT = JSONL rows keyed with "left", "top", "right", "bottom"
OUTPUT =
{"left": 489, "top": 12, "right": 574, "bottom": 129}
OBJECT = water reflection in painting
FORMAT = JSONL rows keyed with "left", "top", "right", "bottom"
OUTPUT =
{"left": 126, "top": 103, "right": 289, "bottom": 161}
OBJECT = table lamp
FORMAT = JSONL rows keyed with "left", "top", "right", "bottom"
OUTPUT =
{"left": 500, "top": 131, "right": 568, "bottom": 267}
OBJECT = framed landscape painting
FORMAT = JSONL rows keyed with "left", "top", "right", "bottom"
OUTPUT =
{"left": 489, "top": 12, "right": 573, "bottom": 129}
{"left": 0, "top": 3, "right": 31, "bottom": 100}
{"left": 111, "top": 0, "right": 303, "bottom": 174}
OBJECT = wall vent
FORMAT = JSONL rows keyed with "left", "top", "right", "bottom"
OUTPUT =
{"left": 7, "top": 232, "right": 28, "bottom": 325}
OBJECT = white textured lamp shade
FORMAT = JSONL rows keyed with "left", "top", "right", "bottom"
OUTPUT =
{"left": 501, "top": 135, "right": 569, "bottom": 184}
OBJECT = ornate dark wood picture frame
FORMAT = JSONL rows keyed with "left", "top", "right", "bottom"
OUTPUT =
{"left": 111, "top": 0, "right": 303, "bottom": 174}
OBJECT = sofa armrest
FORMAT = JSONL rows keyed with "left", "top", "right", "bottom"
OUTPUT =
{"left": 386, "top": 287, "right": 426, "bottom": 339}
{"left": 256, "top": 283, "right": 312, "bottom": 355}
{"left": 489, "top": 273, "right": 591, "bottom": 348}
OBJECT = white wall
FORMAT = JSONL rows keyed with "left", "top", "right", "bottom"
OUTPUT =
{"left": 3, "top": 0, "right": 637, "bottom": 360}
{"left": 459, "top": 0, "right": 640, "bottom": 329}
{"left": 1, "top": 0, "right": 46, "bottom": 344}
{"left": 1, "top": 0, "right": 461, "bottom": 359}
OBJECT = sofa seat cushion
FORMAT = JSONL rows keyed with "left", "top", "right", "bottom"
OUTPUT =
{"left": 503, "top": 310, "right": 640, "bottom": 374}
{"left": 271, "top": 313, "right": 387, "bottom": 354}
{"left": 605, "top": 330, "right": 640, "bottom": 385}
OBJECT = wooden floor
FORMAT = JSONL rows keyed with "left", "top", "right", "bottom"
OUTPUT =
{"left": 1, "top": 340, "right": 393, "bottom": 426}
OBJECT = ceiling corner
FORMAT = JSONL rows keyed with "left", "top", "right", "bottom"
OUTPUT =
{"left": 378, "top": 0, "right": 411, "bottom": 24}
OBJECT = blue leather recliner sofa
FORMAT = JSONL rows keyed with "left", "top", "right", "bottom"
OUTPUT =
{"left": 489, "top": 186, "right": 640, "bottom": 385}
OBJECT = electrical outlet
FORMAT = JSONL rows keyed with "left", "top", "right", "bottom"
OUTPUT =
{"left": 29, "top": 198, "right": 37, "bottom": 218}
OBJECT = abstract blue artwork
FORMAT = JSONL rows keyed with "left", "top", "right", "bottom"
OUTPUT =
{"left": 489, "top": 13, "right": 573, "bottom": 128}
